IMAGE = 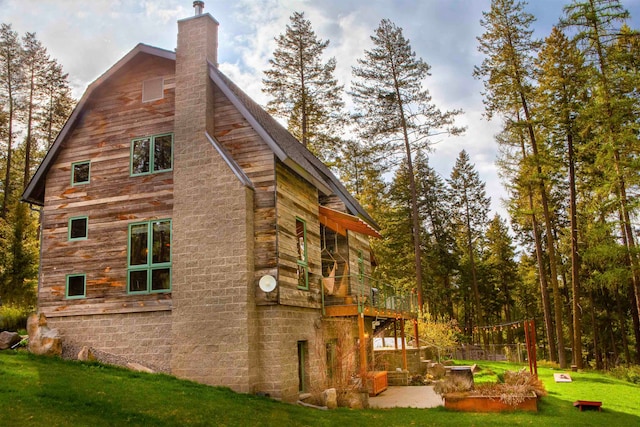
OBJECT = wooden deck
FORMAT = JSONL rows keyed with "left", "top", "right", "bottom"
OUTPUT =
{"left": 323, "top": 303, "right": 416, "bottom": 319}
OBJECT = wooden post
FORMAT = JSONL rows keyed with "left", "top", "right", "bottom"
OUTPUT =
{"left": 400, "top": 318, "right": 408, "bottom": 371}
{"left": 530, "top": 319, "right": 538, "bottom": 377}
{"left": 413, "top": 318, "right": 420, "bottom": 351}
{"left": 524, "top": 320, "right": 533, "bottom": 375}
{"left": 358, "top": 313, "right": 367, "bottom": 378}
{"left": 393, "top": 319, "right": 398, "bottom": 350}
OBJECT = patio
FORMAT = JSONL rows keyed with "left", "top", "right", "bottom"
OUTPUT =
{"left": 369, "top": 386, "right": 444, "bottom": 409}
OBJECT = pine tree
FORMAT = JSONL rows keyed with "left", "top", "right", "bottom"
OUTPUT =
{"left": 536, "top": 26, "right": 590, "bottom": 369}
{"left": 448, "top": 150, "right": 490, "bottom": 339}
{"left": 474, "top": 0, "right": 566, "bottom": 366}
{"left": 262, "top": 11, "right": 344, "bottom": 161}
{"left": 351, "top": 19, "right": 463, "bottom": 311}
{"left": 561, "top": 1, "right": 640, "bottom": 365}
{"left": 0, "top": 23, "right": 24, "bottom": 217}
{"left": 484, "top": 214, "right": 520, "bottom": 342}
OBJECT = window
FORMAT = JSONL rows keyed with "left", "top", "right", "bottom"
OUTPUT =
{"left": 142, "top": 77, "right": 164, "bottom": 102}
{"left": 127, "top": 219, "right": 171, "bottom": 293}
{"left": 71, "top": 161, "right": 90, "bottom": 185}
{"left": 68, "top": 216, "right": 88, "bottom": 241}
{"left": 296, "top": 218, "right": 308, "bottom": 290}
{"left": 298, "top": 341, "right": 309, "bottom": 393}
{"left": 66, "top": 274, "right": 86, "bottom": 299}
{"left": 130, "top": 133, "right": 173, "bottom": 176}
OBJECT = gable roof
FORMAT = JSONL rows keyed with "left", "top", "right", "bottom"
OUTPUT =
{"left": 22, "top": 44, "right": 176, "bottom": 206}
{"left": 22, "top": 43, "right": 378, "bottom": 230}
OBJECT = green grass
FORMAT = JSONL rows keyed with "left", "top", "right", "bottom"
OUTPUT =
{"left": 1, "top": 352, "right": 639, "bottom": 426}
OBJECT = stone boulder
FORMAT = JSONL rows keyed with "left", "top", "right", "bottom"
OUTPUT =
{"left": 77, "top": 346, "right": 96, "bottom": 362}
{"left": 27, "top": 313, "right": 62, "bottom": 357}
{"left": 322, "top": 388, "right": 337, "bottom": 409}
{"left": 0, "top": 331, "right": 21, "bottom": 350}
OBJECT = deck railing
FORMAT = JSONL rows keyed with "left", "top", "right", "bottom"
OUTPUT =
{"left": 321, "top": 272, "right": 418, "bottom": 317}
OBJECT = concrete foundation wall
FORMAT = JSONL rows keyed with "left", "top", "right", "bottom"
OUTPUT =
{"left": 47, "top": 311, "right": 172, "bottom": 372}
{"left": 255, "top": 305, "right": 326, "bottom": 402}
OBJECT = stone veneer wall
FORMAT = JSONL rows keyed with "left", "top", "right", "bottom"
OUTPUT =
{"left": 47, "top": 311, "right": 172, "bottom": 372}
{"left": 373, "top": 347, "right": 424, "bottom": 374}
{"left": 170, "top": 12, "right": 258, "bottom": 392}
{"left": 255, "top": 305, "right": 326, "bottom": 402}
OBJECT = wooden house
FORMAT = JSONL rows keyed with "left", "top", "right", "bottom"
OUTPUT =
{"left": 22, "top": 4, "right": 417, "bottom": 402}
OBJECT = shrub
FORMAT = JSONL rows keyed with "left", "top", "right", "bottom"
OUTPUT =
{"left": 610, "top": 365, "right": 640, "bottom": 385}
{"left": 434, "top": 375, "right": 473, "bottom": 395}
{"left": 0, "top": 305, "right": 32, "bottom": 331}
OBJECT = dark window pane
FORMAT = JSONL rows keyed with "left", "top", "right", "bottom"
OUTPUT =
{"left": 153, "top": 135, "right": 172, "bottom": 171}
{"left": 70, "top": 217, "right": 87, "bottom": 240}
{"left": 129, "top": 270, "right": 147, "bottom": 292}
{"left": 132, "top": 138, "right": 150, "bottom": 174}
{"left": 68, "top": 275, "right": 85, "bottom": 297}
{"left": 73, "top": 162, "right": 90, "bottom": 184}
{"left": 151, "top": 268, "right": 171, "bottom": 291}
{"left": 152, "top": 220, "right": 171, "bottom": 264}
{"left": 129, "top": 224, "right": 148, "bottom": 266}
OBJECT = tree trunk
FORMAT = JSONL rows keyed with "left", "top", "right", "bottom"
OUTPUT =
{"left": 567, "top": 127, "right": 582, "bottom": 368}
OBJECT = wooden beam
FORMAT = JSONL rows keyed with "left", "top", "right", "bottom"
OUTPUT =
{"left": 358, "top": 313, "right": 367, "bottom": 377}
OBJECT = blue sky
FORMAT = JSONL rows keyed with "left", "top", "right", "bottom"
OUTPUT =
{"left": 2, "top": 0, "right": 639, "bottom": 218}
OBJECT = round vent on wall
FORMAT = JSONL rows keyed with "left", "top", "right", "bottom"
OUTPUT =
{"left": 259, "top": 275, "right": 277, "bottom": 293}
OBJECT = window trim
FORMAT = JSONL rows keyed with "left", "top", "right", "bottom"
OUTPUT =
{"left": 71, "top": 160, "right": 90, "bottom": 186}
{"left": 127, "top": 219, "right": 172, "bottom": 294}
{"left": 296, "top": 217, "right": 309, "bottom": 290}
{"left": 66, "top": 273, "right": 86, "bottom": 299}
{"left": 68, "top": 216, "right": 89, "bottom": 241}
{"left": 130, "top": 133, "right": 173, "bottom": 177}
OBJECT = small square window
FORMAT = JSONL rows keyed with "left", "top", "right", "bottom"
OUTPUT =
{"left": 66, "top": 274, "right": 86, "bottom": 299}
{"left": 69, "top": 216, "right": 88, "bottom": 241}
{"left": 71, "top": 161, "right": 90, "bottom": 185}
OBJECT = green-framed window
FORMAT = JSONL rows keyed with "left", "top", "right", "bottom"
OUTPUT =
{"left": 68, "top": 216, "right": 88, "bottom": 241}
{"left": 296, "top": 217, "right": 309, "bottom": 290}
{"left": 130, "top": 133, "right": 173, "bottom": 176}
{"left": 127, "top": 219, "right": 172, "bottom": 294}
{"left": 66, "top": 274, "right": 86, "bottom": 299}
{"left": 71, "top": 160, "right": 90, "bottom": 185}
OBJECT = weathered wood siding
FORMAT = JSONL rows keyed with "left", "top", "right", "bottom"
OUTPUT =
{"left": 211, "top": 84, "right": 278, "bottom": 304}
{"left": 40, "top": 54, "right": 175, "bottom": 317}
{"left": 276, "top": 162, "right": 322, "bottom": 309}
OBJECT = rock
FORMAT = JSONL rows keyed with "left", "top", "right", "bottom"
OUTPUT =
{"left": 0, "top": 331, "right": 21, "bottom": 350}
{"left": 428, "top": 363, "right": 446, "bottom": 379}
{"left": 77, "top": 346, "right": 96, "bottom": 361}
{"left": 126, "top": 362, "right": 154, "bottom": 373}
{"left": 27, "top": 313, "right": 62, "bottom": 357}
{"left": 322, "top": 388, "right": 337, "bottom": 409}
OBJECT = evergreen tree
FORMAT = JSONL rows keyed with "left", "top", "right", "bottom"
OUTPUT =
{"left": 536, "top": 26, "right": 590, "bottom": 369}
{"left": 474, "top": 0, "right": 566, "bottom": 366}
{"left": 0, "top": 23, "right": 24, "bottom": 217}
{"left": 351, "top": 18, "right": 463, "bottom": 311}
{"left": 448, "top": 150, "right": 490, "bottom": 339}
{"left": 262, "top": 11, "right": 344, "bottom": 161}
{"left": 561, "top": 1, "right": 640, "bottom": 364}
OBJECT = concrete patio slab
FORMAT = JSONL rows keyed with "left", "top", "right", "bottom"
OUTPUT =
{"left": 369, "top": 386, "right": 444, "bottom": 409}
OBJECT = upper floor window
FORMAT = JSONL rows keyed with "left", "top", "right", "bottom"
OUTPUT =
{"left": 68, "top": 216, "right": 88, "bottom": 241}
{"left": 128, "top": 219, "right": 172, "bottom": 294}
{"left": 71, "top": 160, "right": 90, "bottom": 185}
{"left": 296, "top": 217, "right": 309, "bottom": 290}
{"left": 130, "top": 133, "right": 173, "bottom": 176}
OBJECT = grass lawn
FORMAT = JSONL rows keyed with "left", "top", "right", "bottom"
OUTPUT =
{"left": 1, "top": 351, "right": 639, "bottom": 426}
